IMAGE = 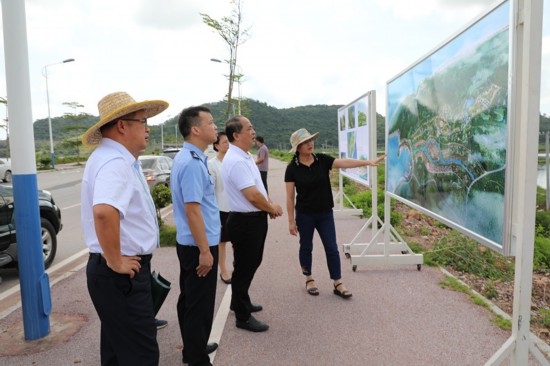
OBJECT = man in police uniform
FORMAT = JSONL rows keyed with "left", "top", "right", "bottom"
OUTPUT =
{"left": 171, "top": 106, "right": 220, "bottom": 366}
{"left": 222, "top": 116, "right": 283, "bottom": 332}
{"left": 81, "top": 91, "right": 168, "bottom": 365}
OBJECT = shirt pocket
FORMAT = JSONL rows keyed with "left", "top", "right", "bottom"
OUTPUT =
{"left": 206, "top": 175, "right": 216, "bottom": 197}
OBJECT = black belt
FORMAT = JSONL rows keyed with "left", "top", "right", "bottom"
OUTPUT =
{"left": 230, "top": 211, "right": 267, "bottom": 217}
{"left": 89, "top": 253, "right": 152, "bottom": 264}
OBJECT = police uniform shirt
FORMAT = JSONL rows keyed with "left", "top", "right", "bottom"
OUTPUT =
{"left": 171, "top": 142, "right": 221, "bottom": 246}
{"left": 81, "top": 138, "right": 158, "bottom": 255}
{"left": 222, "top": 144, "right": 267, "bottom": 212}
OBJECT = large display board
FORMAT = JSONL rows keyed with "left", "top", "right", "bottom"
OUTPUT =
{"left": 386, "top": 0, "right": 512, "bottom": 254}
{"left": 338, "top": 91, "right": 375, "bottom": 187}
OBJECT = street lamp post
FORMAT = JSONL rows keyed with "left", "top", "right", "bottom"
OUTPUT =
{"left": 42, "top": 58, "right": 75, "bottom": 169}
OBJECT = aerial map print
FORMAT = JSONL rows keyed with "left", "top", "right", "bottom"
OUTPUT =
{"left": 386, "top": 2, "right": 509, "bottom": 246}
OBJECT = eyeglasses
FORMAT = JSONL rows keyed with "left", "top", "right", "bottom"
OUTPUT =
{"left": 121, "top": 118, "right": 148, "bottom": 126}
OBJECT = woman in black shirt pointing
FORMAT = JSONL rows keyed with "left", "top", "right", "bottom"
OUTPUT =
{"left": 284, "top": 128, "right": 386, "bottom": 298}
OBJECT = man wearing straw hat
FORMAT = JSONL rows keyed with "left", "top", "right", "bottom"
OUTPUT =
{"left": 81, "top": 91, "right": 168, "bottom": 365}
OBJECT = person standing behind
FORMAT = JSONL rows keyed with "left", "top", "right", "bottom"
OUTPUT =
{"left": 255, "top": 136, "right": 269, "bottom": 192}
{"left": 285, "top": 128, "right": 386, "bottom": 298}
{"left": 222, "top": 116, "right": 283, "bottom": 332}
{"left": 208, "top": 132, "right": 232, "bottom": 284}
{"left": 81, "top": 91, "right": 168, "bottom": 365}
{"left": 171, "top": 106, "right": 220, "bottom": 366}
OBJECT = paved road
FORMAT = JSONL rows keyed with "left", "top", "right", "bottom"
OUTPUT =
{"left": 3, "top": 158, "right": 548, "bottom": 365}
{"left": 0, "top": 165, "right": 86, "bottom": 291}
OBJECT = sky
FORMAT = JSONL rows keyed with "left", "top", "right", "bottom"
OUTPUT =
{"left": 0, "top": 0, "right": 549, "bottom": 131}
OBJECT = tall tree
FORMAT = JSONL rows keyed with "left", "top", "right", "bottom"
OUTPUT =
{"left": 201, "top": 0, "right": 250, "bottom": 119}
{"left": 63, "top": 101, "right": 93, "bottom": 121}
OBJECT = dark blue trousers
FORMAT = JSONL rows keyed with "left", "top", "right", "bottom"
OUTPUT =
{"left": 177, "top": 244, "right": 218, "bottom": 366}
{"left": 295, "top": 210, "right": 342, "bottom": 280}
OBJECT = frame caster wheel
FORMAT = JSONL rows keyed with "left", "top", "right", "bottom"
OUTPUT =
{"left": 352, "top": 265, "right": 357, "bottom": 272}
{"left": 417, "top": 264, "right": 422, "bottom": 271}
{"left": 345, "top": 253, "right": 351, "bottom": 259}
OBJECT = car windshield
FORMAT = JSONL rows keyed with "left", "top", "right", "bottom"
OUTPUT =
{"left": 140, "top": 159, "right": 156, "bottom": 170}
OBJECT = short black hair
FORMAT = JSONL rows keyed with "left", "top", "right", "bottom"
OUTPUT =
{"left": 256, "top": 136, "right": 264, "bottom": 143}
{"left": 178, "top": 106, "right": 211, "bottom": 139}
{"left": 213, "top": 131, "right": 227, "bottom": 152}
{"left": 225, "top": 116, "right": 244, "bottom": 142}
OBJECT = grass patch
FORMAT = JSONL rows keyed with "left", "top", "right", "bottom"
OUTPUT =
{"left": 425, "top": 232, "right": 514, "bottom": 282}
{"left": 490, "top": 314, "right": 512, "bottom": 331}
{"left": 439, "top": 275, "right": 469, "bottom": 293}
{"left": 440, "top": 275, "right": 512, "bottom": 332}
{"left": 540, "top": 309, "right": 550, "bottom": 327}
{"left": 159, "top": 224, "right": 177, "bottom": 247}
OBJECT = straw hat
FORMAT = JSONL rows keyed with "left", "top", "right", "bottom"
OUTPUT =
{"left": 82, "top": 91, "right": 169, "bottom": 146}
{"left": 289, "top": 128, "right": 320, "bottom": 153}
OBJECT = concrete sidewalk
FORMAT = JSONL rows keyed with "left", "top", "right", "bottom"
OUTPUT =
{"left": 0, "top": 158, "right": 546, "bottom": 365}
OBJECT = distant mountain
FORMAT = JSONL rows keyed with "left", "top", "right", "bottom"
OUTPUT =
{"left": 30, "top": 100, "right": 387, "bottom": 153}
{"left": 20, "top": 99, "right": 549, "bottom": 160}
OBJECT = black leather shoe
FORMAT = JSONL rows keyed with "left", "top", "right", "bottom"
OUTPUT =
{"left": 249, "top": 303, "right": 263, "bottom": 312}
{"left": 182, "top": 342, "right": 218, "bottom": 363}
{"left": 206, "top": 342, "right": 218, "bottom": 354}
{"left": 230, "top": 303, "right": 263, "bottom": 313}
{"left": 236, "top": 315, "right": 269, "bottom": 332}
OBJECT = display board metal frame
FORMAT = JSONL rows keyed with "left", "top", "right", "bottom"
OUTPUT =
{"left": 386, "top": 0, "right": 513, "bottom": 256}
{"left": 384, "top": 0, "right": 547, "bottom": 363}
{"left": 341, "top": 91, "right": 423, "bottom": 270}
{"left": 334, "top": 91, "right": 373, "bottom": 217}
{"left": 485, "top": 0, "right": 547, "bottom": 364}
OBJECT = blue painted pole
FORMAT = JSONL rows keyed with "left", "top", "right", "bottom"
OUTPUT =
{"left": 1, "top": 0, "right": 51, "bottom": 339}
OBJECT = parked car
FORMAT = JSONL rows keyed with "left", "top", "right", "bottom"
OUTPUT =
{"left": 0, "top": 158, "right": 12, "bottom": 183}
{"left": 138, "top": 155, "right": 173, "bottom": 190}
{"left": 162, "top": 147, "right": 181, "bottom": 159}
{"left": 0, "top": 185, "right": 62, "bottom": 270}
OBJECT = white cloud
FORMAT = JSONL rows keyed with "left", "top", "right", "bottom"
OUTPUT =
{"left": 0, "top": 0, "right": 548, "bottom": 128}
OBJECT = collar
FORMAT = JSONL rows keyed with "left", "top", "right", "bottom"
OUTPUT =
{"left": 294, "top": 153, "right": 318, "bottom": 166}
{"left": 184, "top": 142, "right": 207, "bottom": 162}
{"left": 101, "top": 138, "right": 138, "bottom": 166}
{"left": 229, "top": 144, "right": 252, "bottom": 159}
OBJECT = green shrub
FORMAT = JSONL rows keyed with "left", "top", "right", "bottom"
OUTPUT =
{"left": 37, "top": 154, "right": 52, "bottom": 169}
{"left": 270, "top": 150, "right": 293, "bottom": 163}
{"left": 535, "top": 210, "right": 550, "bottom": 236}
{"left": 534, "top": 235, "right": 550, "bottom": 271}
{"left": 482, "top": 281, "right": 498, "bottom": 300}
{"left": 425, "top": 232, "right": 514, "bottom": 281}
{"left": 152, "top": 185, "right": 172, "bottom": 226}
{"left": 539, "top": 309, "right": 550, "bottom": 327}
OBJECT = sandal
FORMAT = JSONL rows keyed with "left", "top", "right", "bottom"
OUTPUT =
{"left": 305, "top": 279, "right": 319, "bottom": 296}
{"left": 333, "top": 282, "right": 352, "bottom": 299}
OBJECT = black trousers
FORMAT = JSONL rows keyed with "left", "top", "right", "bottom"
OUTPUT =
{"left": 227, "top": 212, "right": 268, "bottom": 321}
{"left": 177, "top": 245, "right": 218, "bottom": 366}
{"left": 260, "top": 171, "right": 268, "bottom": 193}
{"left": 87, "top": 254, "right": 159, "bottom": 366}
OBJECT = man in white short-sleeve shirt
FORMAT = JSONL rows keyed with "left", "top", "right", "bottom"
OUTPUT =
{"left": 222, "top": 116, "right": 283, "bottom": 333}
{"left": 81, "top": 91, "right": 168, "bottom": 366}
